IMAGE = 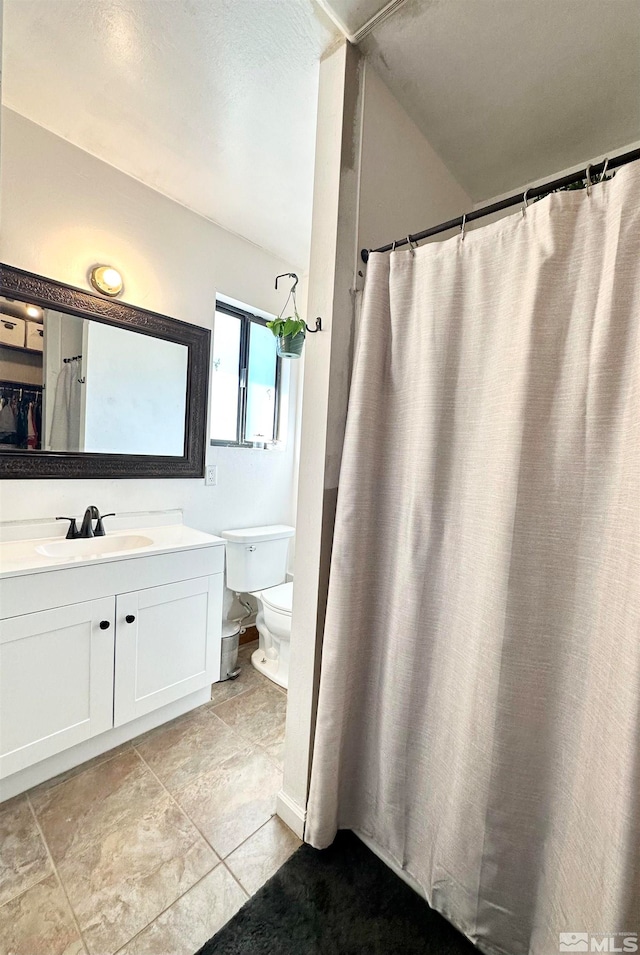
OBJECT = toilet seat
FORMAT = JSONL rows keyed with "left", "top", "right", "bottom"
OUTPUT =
{"left": 260, "top": 581, "right": 293, "bottom": 614}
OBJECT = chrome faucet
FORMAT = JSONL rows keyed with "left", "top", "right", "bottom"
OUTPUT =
{"left": 79, "top": 506, "right": 115, "bottom": 538}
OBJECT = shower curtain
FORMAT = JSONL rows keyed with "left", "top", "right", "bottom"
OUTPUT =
{"left": 306, "top": 161, "right": 640, "bottom": 955}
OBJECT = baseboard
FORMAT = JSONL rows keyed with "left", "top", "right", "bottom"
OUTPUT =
{"left": 0, "top": 686, "right": 211, "bottom": 803}
{"left": 276, "top": 788, "right": 306, "bottom": 839}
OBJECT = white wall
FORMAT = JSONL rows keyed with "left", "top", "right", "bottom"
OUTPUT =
{"left": 280, "top": 49, "right": 471, "bottom": 835}
{"left": 279, "top": 40, "right": 362, "bottom": 835}
{"left": 358, "top": 62, "right": 471, "bottom": 258}
{"left": 0, "top": 108, "right": 302, "bottom": 613}
{"left": 470, "top": 140, "right": 640, "bottom": 225}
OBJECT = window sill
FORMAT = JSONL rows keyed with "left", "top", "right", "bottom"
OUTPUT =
{"left": 210, "top": 440, "right": 284, "bottom": 452}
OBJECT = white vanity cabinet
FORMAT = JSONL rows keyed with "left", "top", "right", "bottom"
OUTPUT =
{"left": 0, "top": 525, "right": 225, "bottom": 800}
{"left": 0, "top": 598, "right": 115, "bottom": 778}
{"left": 114, "top": 576, "right": 222, "bottom": 725}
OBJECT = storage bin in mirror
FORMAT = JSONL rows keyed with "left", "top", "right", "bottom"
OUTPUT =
{"left": 0, "top": 265, "right": 210, "bottom": 479}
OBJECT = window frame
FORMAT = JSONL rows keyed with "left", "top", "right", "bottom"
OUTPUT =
{"left": 210, "top": 300, "right": 282, "bottom": 449}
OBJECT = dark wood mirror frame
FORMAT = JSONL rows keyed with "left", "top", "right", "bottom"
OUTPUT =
{"left": 0, "top": 264, "right": 210, "bottom": 479}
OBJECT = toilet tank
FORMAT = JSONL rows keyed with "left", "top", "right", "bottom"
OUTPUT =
{"left": 221, "top": 525, "right": 294, "bottom": 592}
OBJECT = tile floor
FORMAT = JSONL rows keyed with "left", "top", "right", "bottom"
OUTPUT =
{"left": 0, "top": 641, "right": 301, "bottom": 955}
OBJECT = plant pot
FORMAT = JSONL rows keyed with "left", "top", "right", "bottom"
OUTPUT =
{"left": 277, "top": 331, "right": 305, "bottom": 359}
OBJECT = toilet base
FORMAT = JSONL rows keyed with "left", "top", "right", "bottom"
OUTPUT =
{"left": 251, "top": 647, "right": 288, "bottom": 690}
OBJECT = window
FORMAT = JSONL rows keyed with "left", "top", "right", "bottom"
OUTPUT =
{"left": 210, "top": 302, "right": 281, "bottom": 447}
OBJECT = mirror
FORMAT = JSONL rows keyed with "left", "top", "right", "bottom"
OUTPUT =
{"left": 1, "top": 301, "right": 188, "bottom": 456}
{"left": 0, "top": 265, "right": 210, "bottom": 479}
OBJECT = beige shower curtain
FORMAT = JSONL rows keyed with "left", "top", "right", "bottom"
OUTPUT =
{"left": 306, "top": 161, "right": 640, "bottom": 955}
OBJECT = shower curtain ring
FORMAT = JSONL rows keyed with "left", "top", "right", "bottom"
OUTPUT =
{"left": 600, "top": 157, "right": 610, "bottom": 182}
{"left": 391, "top": 240, "right": 397, "bottom": 252}
{"left": 585, "top": 163, "right": 593, "bottom": 196}
{"left": 522, "top": 189, "right": 530, "bottom": 217}
{"left": 406, "top": 235, "right": 416, "bottom": 255}
{"left": 460, "top": 213, "right": 466, "bottom": 241}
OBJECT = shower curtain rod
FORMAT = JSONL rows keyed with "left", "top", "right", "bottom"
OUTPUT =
{"left": 360, "top": 146, "right": 640, "bottom": 263}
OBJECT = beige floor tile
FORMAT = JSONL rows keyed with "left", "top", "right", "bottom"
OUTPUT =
{"left": 0, "top": 795, "right": 51, "bottom": 907}
{"left": 31, "top": 750, "right": 156, "bottom": 862}
{"left": 0, "top": 873, "right": 85, "bottom": 955}
{"left": 257, "top": 718, "right": 286, "bottom": 749}
{"left": 225, "top": 816, "right": 301, "bottom": 895}
{"left": 28, "top": 743, "right": 133, "bottom": 806}
{"left": 58, "top": 797, "right": 216, "bottom": 955}
{"left": 30, "top": 748, "right": 217, "bottom": 954}
{"left": 116, "top": 865, "right": 246, "bottom": 955}
{"left": 212, "top": 682, "right": 287, "bottom": 748}
{"left": 209, "top": 643, "right": 263, "bottom": 705}
{"left": 175, "top": 747, "right": 282, "bottom": 858}
{"left": 0, "top": 675, "right": 287, "bottom": 955}
{"left": 134, "top": 706, "right": 246, "bottom": 793}
{"left": 239, "top": 639, "right": 258, "bottom": 660}
{"left": 260, "top": 738, "right": 285, "bottom": 769}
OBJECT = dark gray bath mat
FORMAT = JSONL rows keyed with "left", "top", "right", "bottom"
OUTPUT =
{"left": 196, "top": 829, "right": 478, "bottom": 955}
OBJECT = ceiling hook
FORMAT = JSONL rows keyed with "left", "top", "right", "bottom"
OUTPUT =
{"left": 460, "top": 213, "right": 467, "bottom": 241}
{"left": 275, "top": 272, "right": 299, "bottom": 293}
{"left": 585, "top": 163, "right": 593, "bottom": 197}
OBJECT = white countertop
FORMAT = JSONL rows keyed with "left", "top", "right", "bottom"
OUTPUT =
{"left": 0, "top": 516, "right": 225, "bottom": 579}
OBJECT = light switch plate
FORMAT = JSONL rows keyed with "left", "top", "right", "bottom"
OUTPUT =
{"left": 205, "top": 465, "right": 217, "bottom": 486}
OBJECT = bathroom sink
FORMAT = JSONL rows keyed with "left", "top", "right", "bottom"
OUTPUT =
{"left": 35, "top": 534, "right": 154, "bottom": 559}
{"left": 0, "top": 518, "right": 225, "bottom": 578}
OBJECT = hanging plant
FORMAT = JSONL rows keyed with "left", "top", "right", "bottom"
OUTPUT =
{"left": 267, "top": 315, "right": 306, "bottom": 358}
{"left": 268, "top": 276, "right": 306, "bottom": 359}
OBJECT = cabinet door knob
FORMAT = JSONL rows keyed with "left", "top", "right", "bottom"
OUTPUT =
{"left": 99, "top": 620, "right": 110, "bottom": 630}
{"left": 125, "top": 614, "right": 136, "bottom": 624}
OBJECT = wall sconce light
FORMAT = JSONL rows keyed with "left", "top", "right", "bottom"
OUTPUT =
{"left": 89, "top": 265, "right": 124, "bottom": 297}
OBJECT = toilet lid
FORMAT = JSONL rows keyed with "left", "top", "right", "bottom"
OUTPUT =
{"left": 261, "top": 581, "right": 293, "bottom": 613}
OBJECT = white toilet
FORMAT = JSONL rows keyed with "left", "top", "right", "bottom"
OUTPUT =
{"left": 221, "top": 525, "right": 295, "bottom": 689}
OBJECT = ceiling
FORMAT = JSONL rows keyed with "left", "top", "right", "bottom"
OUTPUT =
{"left": 318, "top": 0, "right": 393, "bottom": 36}
{"left": 353, "top": 0, "right": 640, "bottom": 201}
{"left": 1, "top": 0, "right": 338, "bottom": 267}
{"left": 2, "top": 0, "right": 639, "bottom": 268}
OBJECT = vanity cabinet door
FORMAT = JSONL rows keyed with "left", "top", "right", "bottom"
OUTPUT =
{"left": 0, "top": 598, "right": 115, "bottom": 778}
{"left": 114, "top": 575, "right": 222, "bottom": 726}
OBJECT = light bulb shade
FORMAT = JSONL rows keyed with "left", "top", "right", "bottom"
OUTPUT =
{"left": 89, "top": 265, "right": 123, "bottom": 297}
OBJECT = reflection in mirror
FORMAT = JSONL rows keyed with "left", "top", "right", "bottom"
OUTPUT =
{"left": 0, "top": 296, "right": 188, "bottom": 456}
